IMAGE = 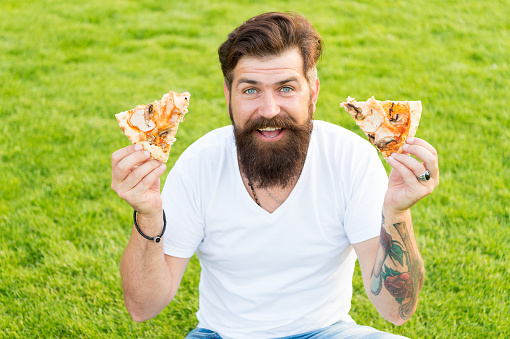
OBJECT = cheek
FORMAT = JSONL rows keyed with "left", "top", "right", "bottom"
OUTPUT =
{"left": 285, "top": 99, "right": 312, "bottom": 123}
{"left": 231, "top": 98, "right": 259, "bottom": 125}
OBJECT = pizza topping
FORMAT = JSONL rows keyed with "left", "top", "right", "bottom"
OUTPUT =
{"left": 345, "top": 103, "right": 364, "bottom": 120}
{"left": 389, "top": 113, "right": 401, "bottom": 124}
{"left": 116, "top": 91, "right": 190, "bottom": 162}
{"left": 376, "top": 136, "right": 397, "bottom": 150}
{"left": 364, "top": 109, "right": 385, "bottom": 133}
{"left": 373, "top": 125, "right": 397, "bottom": 149}
{"left": 129, "top": 107, "right": 156, "bottom": 132}
{"left": 158, "top": 127, "right": 172, "bottom": 138}
{"left": 144, "top": 103, "right": 155, "bottom": 125}
{"left": 340, "top": 96, "right": 422, "bottom": 158}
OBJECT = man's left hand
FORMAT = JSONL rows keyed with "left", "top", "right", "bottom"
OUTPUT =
{"left": 384, "top": 137, "right": 439, "bottom": 213}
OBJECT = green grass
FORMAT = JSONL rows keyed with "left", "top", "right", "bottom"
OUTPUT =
{"left": 1, "top": 0, "right": 509, "bottom": 337}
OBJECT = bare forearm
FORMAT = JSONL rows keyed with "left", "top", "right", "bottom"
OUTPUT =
{"left": 368, "top": 208, "right": 425, "bottom": 325}
{"left": 119, "top": 212, "right": 173, "bottom": 322}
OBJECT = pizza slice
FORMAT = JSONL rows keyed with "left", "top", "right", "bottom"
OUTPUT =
{"left": 116, "top": 91, "right": 190, "bottom": 162}
{"left": 341, "top": 96, "right": 421, "bottom": 158}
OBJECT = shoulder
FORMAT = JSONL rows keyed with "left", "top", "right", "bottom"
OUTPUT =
{"left": 310, "top": 120, "right": 386, "bottom": 187}
{"left": 176, "top": 125, "right": 234, "bottom": 163}
{"left": 166, "top": 125, "right": 235, "bottom": 187}
{"left": 312, "top": 120, "right": 378, "bottom": 158}
{"left": 164, "top": 125, "right": 235, "bottom": 198}
{"left": 187, "top": 125, "right": 233, "bottom": 151}
{"left": 313, "top": 120, "right": 368, "bottom": 143}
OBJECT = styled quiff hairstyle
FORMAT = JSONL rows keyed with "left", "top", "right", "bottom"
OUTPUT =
{"left": 218, "top": 12, "right": 323, "bottom": 90}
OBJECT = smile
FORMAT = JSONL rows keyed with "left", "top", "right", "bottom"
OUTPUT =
{"left": 256, "top": 127, "right": 285, "bottom": 140}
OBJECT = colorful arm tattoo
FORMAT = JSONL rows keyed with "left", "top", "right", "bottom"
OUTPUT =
{"left": 370, "top": 213, "right": 424, "bottom": 320}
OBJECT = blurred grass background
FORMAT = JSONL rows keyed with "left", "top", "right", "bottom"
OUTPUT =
{"left": 0, "top": 0, "right": 509, "bottom": 338}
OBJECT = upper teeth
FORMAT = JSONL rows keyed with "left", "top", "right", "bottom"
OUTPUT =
{"left": 259, "top": 127, "right": 279, "bottom": 131}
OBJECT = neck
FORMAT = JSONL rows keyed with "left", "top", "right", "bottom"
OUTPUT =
{"left": 243, "top": 173, "right": 298, "bottom": 213}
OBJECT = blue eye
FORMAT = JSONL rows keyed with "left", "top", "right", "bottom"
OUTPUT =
{"left": 245, "top": 88, "right": 257, "bottom": 94}
{"left": 280, "top": 86, "right": 292, "bottom": 92}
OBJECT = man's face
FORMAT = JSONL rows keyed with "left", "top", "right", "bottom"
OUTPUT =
{"left": 224, "top": 48, "right": 320, "bottom": 188}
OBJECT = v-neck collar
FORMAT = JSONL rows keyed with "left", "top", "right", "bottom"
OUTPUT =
{"left": 230, "top": 123, "right": 315, "bottom": 217}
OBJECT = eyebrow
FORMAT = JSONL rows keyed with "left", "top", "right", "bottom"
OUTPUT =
{"left": 235, "top": 77, "right": 299, "bottom": 88}
{"left": 236, "top": 78, "right": 260, "bottom": 87}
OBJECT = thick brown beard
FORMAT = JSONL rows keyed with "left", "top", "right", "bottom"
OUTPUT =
{"left": 230, "top": 105, "right": 314, "bottom": 189}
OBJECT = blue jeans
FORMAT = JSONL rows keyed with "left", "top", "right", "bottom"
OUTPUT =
{"left": 185, "top": 322, "right": 409, "bottom": 338}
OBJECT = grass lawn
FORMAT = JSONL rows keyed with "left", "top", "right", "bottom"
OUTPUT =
{"left": 1, "top": 0, "right": 509, "bottom": 338}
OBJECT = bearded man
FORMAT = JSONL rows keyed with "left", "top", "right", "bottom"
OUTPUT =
{"left": 111, "top": 12, "right": 439, "bottom": 339}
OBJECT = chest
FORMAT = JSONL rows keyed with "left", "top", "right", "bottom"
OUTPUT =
{"left": 197, "top": 179, "right": 351, "bottom": 279}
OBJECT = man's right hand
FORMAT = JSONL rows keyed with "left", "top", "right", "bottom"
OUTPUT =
{"left": 111, "top": 144, "right": 167, "bottom": 217}
{"left": 112, "top": 144, "right": 189, "bottom": 322}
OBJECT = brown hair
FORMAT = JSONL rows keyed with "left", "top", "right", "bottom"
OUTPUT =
{"left": 218, "top": 12, "right": 323, "bottom": 90}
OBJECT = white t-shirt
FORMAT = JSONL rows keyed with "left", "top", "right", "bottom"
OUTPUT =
{"left": 162, "top": 120, "right": 388, "bottom": 339}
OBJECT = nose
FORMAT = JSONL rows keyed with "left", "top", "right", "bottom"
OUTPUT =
{"left": 258, "top": 92, "right": 280, "bottom": 119}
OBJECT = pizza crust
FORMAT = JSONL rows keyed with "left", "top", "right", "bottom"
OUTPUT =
{"left": 139, "top": 141, "right": 169, "bottom": 162}
{"left": 115, "top": 91, "right": 190, "bottom": 162}
{"left": 116, "top": 109, "right": 146, "bottom": 143}
{"left": 408, "top": 101, "right": 422, "bottom": 139}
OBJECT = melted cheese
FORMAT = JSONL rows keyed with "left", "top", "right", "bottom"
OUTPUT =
{"left": 129, "top": 106, "right": 156, "bottom": 132}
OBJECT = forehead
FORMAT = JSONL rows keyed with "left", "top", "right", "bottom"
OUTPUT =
{"left": 232, "top": 48, "right": 305, "bottom": 84}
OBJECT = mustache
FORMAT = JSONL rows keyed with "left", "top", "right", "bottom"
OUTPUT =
{"left": 239, "top": 114, "right": 310, "bottom": 133}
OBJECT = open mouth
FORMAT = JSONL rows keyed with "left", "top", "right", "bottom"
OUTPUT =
{"left": 256, "top": 127, "right": 285, "bottom": 139}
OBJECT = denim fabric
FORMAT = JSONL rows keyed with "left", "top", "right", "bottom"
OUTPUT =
{"left": 185, "top": 327, "right": 222, "bottom": 338}
{"left": 185, "top": 322, "right": 409, "bottom": 339}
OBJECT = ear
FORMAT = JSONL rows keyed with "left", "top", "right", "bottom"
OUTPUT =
{"left": 223, "top": 81, "right": 230, "bottom": 109}
{"left": 311, "top": 77, "right": 320, "bottom": 111}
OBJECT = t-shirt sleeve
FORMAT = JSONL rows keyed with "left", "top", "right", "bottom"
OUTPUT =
{"left": 161, "top": 157, "right": 205, "bottom": 258}
{"left": 343, "top": 148, "right": 388, "bottom": 244}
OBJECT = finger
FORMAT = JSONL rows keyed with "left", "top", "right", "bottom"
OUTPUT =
{"left": 402, "top": 143, "right": 439, "bottom": 179}
{"left": 387, "top": 155, "right": 423, "bottom": 187}
{"left": 123, "top": 159, "right": 166, "bottom": 192}
{"left": 111, "top": 144, "right": 142, "bottom": 169}
{"left": 112, "top": 149, "right": 151, "bottom": 184}
{"left": 406, "top": 137, "right": 438, "bottom": 158}
{"left": 390, "top": 153, "right": 427, "bottom": 178}
{"left": 126, "top": 162, "right": 167, "bottom": 199}
{"left": 135, "top": 162, "right": 167, "bottom": 192}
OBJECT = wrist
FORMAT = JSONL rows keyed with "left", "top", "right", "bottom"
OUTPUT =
{"left": 382, "top": 204, "right": 410, "bottom": 221}
{"left": 133, "top": 210, "right": 166, "bottom": 243}
{"left": 136, "top": 209, "right": 163, "bottom": 224}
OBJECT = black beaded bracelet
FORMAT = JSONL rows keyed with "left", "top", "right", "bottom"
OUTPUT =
{"left": 133, "top": 210, "right": 166, "bottom": 243}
